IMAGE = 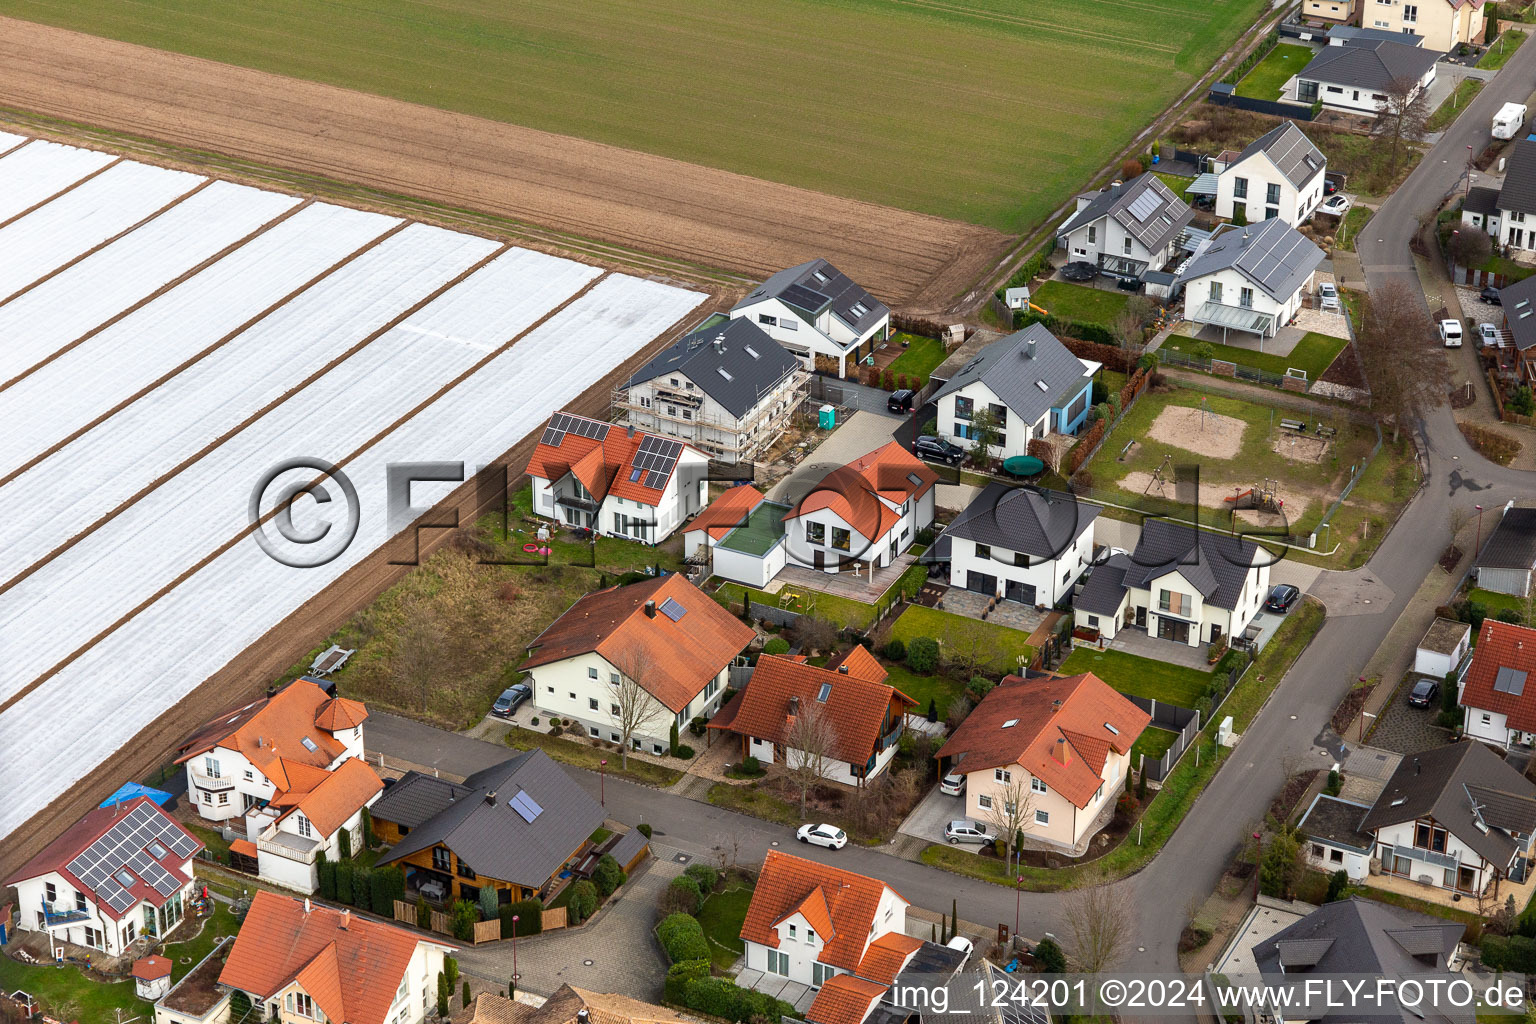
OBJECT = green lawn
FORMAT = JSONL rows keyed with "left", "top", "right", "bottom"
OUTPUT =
{"left": 887, "top": 605, "right": 1035, "bottom": 675}
{"left": 1131, "top": 726, "right": 1181, "bottom": 764}
{"left": 1234, "top": 43, "right": 1314, "bottom": 100}
{"left": 713, "top": 582, "right": 877, "bottom": 629}
{"left": 697, "top": 885, "right": 754, "bottom": 970}
{"left": 503, "top": 495, "right": 682, "bottom": 574}
{"left": 886, "top": 333, "right": 947, "bottom": 386}
{"left": 1479, "top": 28, "right": 1527, "bottom": 70}
{"left": 1162, "top": 332, "right": 1348, "bottom": 382}
{"left": 1469, "top": 588, "right": 1534, "bottom": 626}
{"left": 880, "top": 662, "right": 965, "bottom": 711}
{"left": 1030, "top": 280, "right": 1130, "bottom": 324}
{"left": 0, "top": 0, "right": 1269, "bottom": 233}
{"left": 1155, "top": 172, "right": 1196, "bottom": 204}
{"left": 1334, "top": 205, "right": 1374, "bottom": 252}
{"left": 1426, "top": 77, "right": 1486, "bottom": 132}
{"left": 1060, "top": 647, "right": 1212, "bottom": 707}
{"left": 504, "top": 725, "right": 684, "bottom": 787}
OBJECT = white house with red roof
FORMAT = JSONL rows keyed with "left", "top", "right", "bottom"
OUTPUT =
{"left": 1459, "top": 620, "right": 1536, "bottom": 749}
{"left": 782, "top": 442, "right": 937, "bottom": 573}
{"left": 175, "top": 678, "right": 380, "bottom": 893}
{"left": 739, "top": 851, "right": 916, "bottom": 1019}
{"left": 4, "top": 797, "right": 203, "bottom": 955}
{"left": 526, "top": 410, "right": 709, "bottom": 544}
{"left": 220, "top": 890, "right": 454, "bottom": 1024}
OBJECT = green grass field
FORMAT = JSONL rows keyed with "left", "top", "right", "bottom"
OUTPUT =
{"left": 887, "top": 332, "right": 948, "bottom": 386}
{"left": 1234, "top": 43, "right": 1314, "bottom": 100}
{"left": 888, "top": 605, "right": 1035, "bottom": 675}
{"left": 1031, "top": 280, "right": 1130, "bottom": 323}
{"left": 1480, "top": 28, "right": 1527, "bottom": 70}
{"left": 1426, "top": 78, "right": 1485, "bottom": 131}
{"left": 1060, "top": 647, "right": 1212, "bottom": 707}
{"left": 1162, "top": 331, "right": 1348, "bottom": 381}
{"left": 0, "top": 0, "right": 1269, "bottom": 232}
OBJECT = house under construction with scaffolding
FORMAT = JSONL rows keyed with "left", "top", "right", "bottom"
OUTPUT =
{"left": 613, "top": 315, "right": 807, "bottom": 465}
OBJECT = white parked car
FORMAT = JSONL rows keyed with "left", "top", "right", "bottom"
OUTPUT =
{"left": 797, "top": 823, "right": 848, "bottom": 849}
{"left": 1480, "top": 323, "right": 1504, "bottom": 348}
{"left": 940, "top": 771, "right": 966, "bottom": 796}
{"left": 1320, "top": 194, "right": 1351, "bottom": 217}
{"left": 1318, "top": 282, "right": 1340, "bottom": 312}
{"left": 946, "top": 935, "right": 975, "bottom": 968}
{"left": 1439, "top": 319, "right": 1464, "bottom": 347}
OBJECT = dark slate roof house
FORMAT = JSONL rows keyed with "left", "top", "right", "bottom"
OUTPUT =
{"left": 1496, "top": 268, "right": 1536, "bottom": 353}
{"left": 944, "top": 484, "right": 1100, "bottom": 563}
{"left": 1119, "top": 520, "right": 1262, "bottom": 611}
{"left": 625, "top": 318, "right": 799, "bottom": 420}
{"left": 733, "top": 259, "right": 888, "bottom": 338}
{"left": 1228, "top": 122, "right": 1327, "bottom": 191}
{"left": 1479, "top": 507, "right": 1536, "bottom": 573}
{"left": 373, "top": 748, "right": 607, "bottom": 894}
{"left": 1175, "top": 218, "right": 1325, "bottom": 303}
{"left": 1057, "top": 174, "right": 1194, "bottom": 260}
{"left": 1296, "top": 37, "right": 1440, "bottom": 93}
{"left": 929, "top": 324, "right": 1094, "bottom": 428}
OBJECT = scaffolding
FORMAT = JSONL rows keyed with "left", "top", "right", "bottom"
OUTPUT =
{"left": 610, "top": 366, "right": 808, "bottom": 465}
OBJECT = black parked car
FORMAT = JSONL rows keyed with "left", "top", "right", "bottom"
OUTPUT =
{"left": 1263, "top": 584, "right": 1300, "bottom": 613}
{"left": 1482, "top": 286, "right": 1502, "bottom": 306}
{"left": 491, "top": 682, "right": 531, "bottom": 718}
{"left": 1408, "top": 678, "right": 1440, "bottom": 708}
{"left": 914, "top": 435, "right": 964, "bottom": 465}
{"left": 887, "top": 388, "right": 916, "bottom": 413}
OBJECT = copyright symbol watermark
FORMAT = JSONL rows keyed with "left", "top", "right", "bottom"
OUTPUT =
{"left": 248, "top": 457, "right": 360, "bottom": 569}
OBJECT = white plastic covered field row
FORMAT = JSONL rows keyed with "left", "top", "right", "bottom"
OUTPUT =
{"left": 0, "top": 201, "right": 401, "bottom": 479}
{"left": 0, "top": 274, "right": 706, "bottom": 836}
{"left": 0, "top": 180, "right": 299, "bottom": 385}
{"left": 0, "top": 132, "right": 25, "bottom": 156}
{"left": 0, "top": 246, "right": 596, "bottom": 699}
{"left": 0, "top": 160, "right": 205, "bottom": 301}
{"left": 0, "top": 140, "right": 116, "bottom": 222}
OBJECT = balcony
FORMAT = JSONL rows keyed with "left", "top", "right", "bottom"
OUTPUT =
{"left": 189, "top": 771, "right": 234, "bottom": 793}
{"left": 257, "top": 830, "right": 320, "bottom": 864}
{"left": 42, "top": 903, "right": 91, "bottom": 927}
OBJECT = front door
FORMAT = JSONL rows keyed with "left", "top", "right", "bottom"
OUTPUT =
{"left": 1134, "top": 606, "right": 1147, "bottom": 629}
{"left": 814, "top": 549, "right": 825, "bottom": 570}
{"left": 1006, "top": 581, "right": 1036, "bottom": 605}
{"left": 1157, "top": 617, "right": 1190, "bottom": 644}
{"left": 1514, "top": 228, "right": 1527, "bottom": 249}
{"left": 1210, "top": 624, "right": 1222, "bottom": 644}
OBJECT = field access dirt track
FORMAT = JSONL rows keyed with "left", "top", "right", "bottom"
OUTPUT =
{"left": 0, "top": 18, "right": 1011, "bottom": 310}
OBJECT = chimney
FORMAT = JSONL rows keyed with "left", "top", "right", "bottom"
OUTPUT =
{"left": 485, "top": 791, "right": 498, "bottom": 806}
{"left": 789, "top": 695, "right": 800, "bottom": 714}
{"left": 1027, "top": 338, "right": 1037, "bottom": 360}
{"left": 578, "top": 1012, "right": 591, "bottom": 1024}
{"left": 266, "top": 685, "right": 276, "bottom": 699}
{"left": 645, "top": 600, "right": 657, "bottom": 618}
{"left": 303, "top": 898, "right": 311, "bottom": 914}
{"left": 339, "top": 909, "right": 350, "bottom": 930}
{"left": 1051, "top": 699, "right": 1063, "bottom": 713}
{"left": 627, "top": 425, "right": 635, "bottom": 438}
{"left": 838, "top": 665, "right": 849, "bottom": 674}
{"left": 714, "top": 333, "right": 727, "bottom": 353}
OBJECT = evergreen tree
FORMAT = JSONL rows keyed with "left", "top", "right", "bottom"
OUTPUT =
{"left": 336, "top": 861, "right": 355, "bottom": 905}
{"left": 670, "top": 720, "right": 680, "bottom": 757}
{"left": 338, "top": 826, "right": 352, "bottom": 861}
{"left": 437, "top": 972, "right": 449, "bottom": 1018}
{"left": 1034, "top": 937, "right": 1067, "bottom": 974}
{"left": 360, "top": 806, "right": 376, "bottom": 849}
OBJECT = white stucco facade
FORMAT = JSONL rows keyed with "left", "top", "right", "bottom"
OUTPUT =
{"left": 530, "top": 448, "right": 709, "bottom": 544}
{"left": 1180, "top": 264, "right": 1314, "bottom": 341}
{"left": 948, "top": 519, "right": 1095, "bottom": 610}
{"left": 959, "top": 755, "right": 1125, "bottom": 851}
{"left": 185, "top": 725, "right": 365, "bottom": 825}
{"left": 12, "top": 868, "right": 193, "bottom": 955}
{"left": 1215, "top": 151, "right": 1326, "bottom": 228}
{"left": 526, "top": 651, "right": 730, "bottom": 752}
{"left": 247, "top": 803, "right": 372, "bottom": 895}
{"left": 742, "top": 884, "right": 908, "bottom": 988}
{"left": 1073, "top": 561, "right": 1269, "bottom": 647}
{"left": 786, "top": 490, "right": 934, "bottom": 573}
{"left": 731, "top": 296, "right": 890, "bottom": 379}
{"left": 1372, "top": 819, "right": 1509, "bottom": 895}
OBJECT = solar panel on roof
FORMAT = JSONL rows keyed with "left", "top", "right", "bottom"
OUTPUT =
{"left": 1496, "top": 667, "right": 1528, "bottom": 696}
{"left": 780, "top": 283, "right": 830, "bottom": 312}
{"left": 659, "top": 597, "right": 687, "bottom": 622}
{"left": 509, "top": 790, "right": 543, "bottom": 823}
{"left": 1127, "top": 189, "right": 1162, "bottom": 222}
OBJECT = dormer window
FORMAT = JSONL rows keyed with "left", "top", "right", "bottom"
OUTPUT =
{"left": 788, "top": 923, "right": 797, "bottom": 940}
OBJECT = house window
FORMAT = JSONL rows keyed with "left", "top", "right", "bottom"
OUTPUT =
{"left": 814, "top": 962, "right": 837, "bottom": 986}
{"left": 1414, "top": 822, "right": 1448, "bottom": 853}
{"left": 1327, "top": 84, "right": 1344, "bottom": 93}
{"left": 458, "top": 859, "right": 477, "bottom": 880}
{"left": 1403, "top": 3, "right": 1417, "bottom": 20}
{"left": 1209, "top": 281, "right": 1223, "bottom": 304}
{"left": 988, "top": 403, "right": 1008, "bottom": 426}
{"left": 1159, "top": 589, "right": 1190, "bottom": 616}
{"left": 45, "top": 882, "right": 56, "bottom": 903}
{"left": 831, "top": 527, "right": 851, "bottom": 552}
{"left": 588, "top": 667, "right": 598, "bottom": 679}
{"left": 704, "top": 678, "right": 719, "bottom": 700}
{"left": 589, "top": 698, "right": 599, "bottom": 710}
{"left": 994, "top": 768, "right": 1012, "bottom": 783}
{"left": 1087, "top": 614, "right": 1100, "bottom": 627}
{"left": 244, "top": 770, "right": 254, "bottom": 781}
{"left": 1094, "top": 783, "right": 1104, "bottom": 803}
{"left": 83, "top": 926, "right": 102, "bottom": 950}
{"left": 978, "top": 794, "right": 993, "bottom": 809}
{"left": 806, "top": 521, "right": 825, "bottom": 545}
{"left": 1239, "top": 287, "right": 1254, "bottom": 308}
{"left": 289, "top": 992, "right": 316, "bottom": 1019}
{"left": 1123, "top": 236, "right": 1133, "bottom": 256}
{"left": 1265, "top": 207, "right": 1279, "bottom": 221}
{"left": 1031, "top": 778, "right": 1048, "bottom": 794}
{"left": 788, "top": 924, "right": 797, "bottom": 940}
{"left": 203, "top": 757, "right": 220, "bottom": 779}
{"left": 218, "top": 792, "right": 229, "bottom": 806}
{"left": 611, "top": 704, "right": 620, "bottom": 716}
{"left": 296, "top": 814, "right": 312, "bottom": 838}
{"left": 432, "top": 847, "right": 452, "bottom": 871}
{"left": 1483, "top": 713, "right": 1493, "bottom": 725}
{"left": 975, "top": 543, "right": 991, "bottom": 561}
{"left": 202, "top": 791, "right": 212, "bottom": 804}
{"left": 767, "top": 950, "right": 790, "bottom": 976}
{"left": 954, "top": 396, "right": 975, "bottom": 421}
{"left": 759, "top": 314, "right": 778, "bottom": 327}
{"left": 1330, "top": 849, "right": 1344, "bottom": 864}
{"left": 1266, "top": 183, "right": 1281, "bottom": 206}
{"left": 1232, "top": 177, "right": 1248, "bottom": 200}
{"left": 781, "top": 319, "right": 797, "bottom": 331}
{"left": 1035, "top": 809, "right": 1050, "bottom": 826}
{"left": 610, "top": 672, "right": 620, "bottom": 685}
{"left": 589, "top": 726, "right": 599, "bottom": 738}
{"left": 1087, "top": 225, "right": 1096, "bottom": 245}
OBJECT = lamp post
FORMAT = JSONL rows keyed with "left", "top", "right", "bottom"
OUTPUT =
{"left": 1475, "top": 505, "right": 1485, "bottom": 558}
{"left": 600, "top": 759, "right": 607, "bottom": 807}
{"left": 511, "top": 914, "right": 520, "bottom": 991}
{"left": 1253, "top": 831, "right": 1263, "bottom": 899}
{"left": 1015, "top": 876, "right": 1025, "bottom": 941}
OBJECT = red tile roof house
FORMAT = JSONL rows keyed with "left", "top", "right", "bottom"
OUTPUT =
{"left": 174, "top": 677, "right": 382, "bottom": 894}
{"left": 739, "top": 851, "right": 918, "bottom": 1024}
{"left": 220, "top": 890, "right": 455, "bottom": 1024}
{"left": 521, "top": 574, "right": 755, "bottom": 754}
{"left": 1459, "top": 620, "right": 1536, "bottom": 750}
{"left": 3, "top": 797, "right": 203, "bottom": 956}
{"left": 526, "top": 410, "right": 710, "bottom": 544}
{"left": 709, "top": 648, "right": 917, "bottom": 784}
{"left": 936, "top": 673, "right": 1149, "bottom": 855}
{"left": 782, "top": 442, "right": 938, "bottom": 574}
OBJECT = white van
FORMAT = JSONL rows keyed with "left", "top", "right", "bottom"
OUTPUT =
{"left": 1439, "top": 319, "right": 1464, "bottom": 347}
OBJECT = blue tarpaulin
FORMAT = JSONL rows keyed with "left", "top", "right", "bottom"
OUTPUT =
{"left": 98, "top": 781, "right": 173, "bottom": 808}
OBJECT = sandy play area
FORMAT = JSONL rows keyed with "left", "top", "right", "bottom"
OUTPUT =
{"left": 1118, "top": 471, "right": 1311, "bottom": 526}
{"left": 1146, "top": 404, "right": 1247, "bottom": 460}
{"left": 1271, "top": 432, "right": 1332, "bottom": 463}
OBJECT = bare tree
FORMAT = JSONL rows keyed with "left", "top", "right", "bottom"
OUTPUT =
{"left": 1061, "top": 868, "right": 1135, "bottom": 973}
{"left": 1114, "top": 296, "right": 1157, "bottom": 355}
{"left": 1449, "top": 225, "right": 1492, "bottom": 270}
{"left": 1373, "top": 76, "right": 1431, "bottom": 176}
{"left": 979, "top": 774, "right": 1035, "bottom": 867}
{"left": 784, "top": 700, "right": 839, "bottom": 816}
{"left": 1354, "top": 279, "right": 1446, "bottom": 442}
{"left": 606, "top": 641, "right": 668, "bottom": 770}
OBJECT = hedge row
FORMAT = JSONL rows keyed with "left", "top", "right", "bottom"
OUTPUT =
{"left": 1066, "top": 416, "right": 1107, "bottom": 476}
{"left": 998, "top": 238, "right": 1058, "bottom": 297}
{"left": 317, "top": 856, "right": 405, "bottom": 918}
{"left": 1055, "top": 336, "right": 1140, "bottom": 374}
{"left": 1221, "top": 32, "right": 1280, "bottom": 85}
{"left": 1014, "top": 311, "right": 1115, "bottom": 346}
{"left": 682, "top": 976, "right": 798, "bottom": 1024}
{"left": 499, "top": 898, "right": 544, "bottom": 937}
{"left": 1481, "top": 934, "right": 1536, "bottom": 972}
{"left": 658, "top": 912, "right": 711, "bottom": 963}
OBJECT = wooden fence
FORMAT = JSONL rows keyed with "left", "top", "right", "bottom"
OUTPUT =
{"left": 391, "top": 900, "right": 507, "bottom": 944}
{"left": 1489, "top": 366, "right": 1536, "bottom": 425}
{"left": 544, "top": 906, "right": 568, "bottom": 931}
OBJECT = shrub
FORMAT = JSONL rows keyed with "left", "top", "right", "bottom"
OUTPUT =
{"left": 336, "top": 861, "right": 354, "bottom": 905}
{"left": 999, "top": 239, "right": 1056, "bottom": 295}
{"left": 317, "top": 853, "right": 336, "bottom": 901}
{"left": 676, "top": 744, "right": 696, "bottom": 759}
{"left": 360, "top": 806, "right": 376, "bottom": 849}
{"left": 567, "top": 880, "right": 599, "bottom": 924}
{"left": 967, "top": 676, "right": 995, "bottom": 700}
{"left": 763, "top": 637, "right": 791, "bottom": 656}
{"left": 478, "top": 884, "right": 499, "bottom": 921}
{"left": 907, "top": 636, "right": 940, "bottom": 674}
{"left": 1498, "top": 608, "right": 1524, "bottom": 624}
{"left": 638, "top": 823, "right": 653, "bottom": 838}
{"left": 338, "top": 823, "right": 352, "bottom": 860}
{"left": 665, "top": 959, "right": 711, "bottom": 1004}
{"left": 882, "top": 638, "right": 906, "bottom": 662}
{"left": 499, "top": 899, "right": 543, "bottom": 937}
{"left": 927, "top": 698, "right": 938, "bottom": 723}
{"left": 1034, "top": 936, "right": 1067, "bottom": 973}
{"left": 1326, "top": 869, "right": 1349, "bottom": 903}
{"left": 682, "top": 976, "right": 797, "bottom": 1024}
{"left": 667, "top": 875, "right": 705, "bottom": 914}
{"left": 437, "top": 972, "right": 449, "bottom": 1018}
{"left": 670, "top": 721, "right": 680, "bottom": 757}
{"left": 463, "top": 980, "right": 472, "bottom": 1009}
{"left": 450, "top": 900, "right": 478, "bottom": 941}
{"left": 593, "top": 853, "right": 626, "bottom": 898}
{"left": 1120, "top": 157, "right": 1144, "bottom": 180}
{"left": 657, "top": 912, "right": 711, "bottom": 963}
{"left": 416, "top": 895, "right": 431, "bottom": 929}
{"left": 690, "top": 715, "right": 707, "bottom": 737}
{"left": 684, "top": 863, "right": 719, "bottom": 893}
{"left": 372, "top": 865, "right": 405, "bottom": 917}
{"left": 739, "top": 755, "right": 761, "bottom": 775}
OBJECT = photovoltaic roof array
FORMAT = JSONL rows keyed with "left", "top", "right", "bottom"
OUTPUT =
{"left": 541, "top": 411, "right": 612, "bottom": 448}
{"left": 633, "top": 434, "right": 683, "bottom": 490}
{"left": 65, "top": 802, "right": 197, "bottom": 913}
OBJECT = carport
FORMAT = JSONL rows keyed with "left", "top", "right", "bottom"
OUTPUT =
{"left": 1188, "top": 300, "right": 1278, "bottom": 341}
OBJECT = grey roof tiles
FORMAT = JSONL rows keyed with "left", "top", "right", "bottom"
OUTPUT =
{"left": 928, "top": 324, "right": 1092, "bottom": 426}
{"left": 625, "top": 317, "right": 799, "bottom": 419}
{"left": 1175, "top": 218, "right": 1324, "bottom": 302}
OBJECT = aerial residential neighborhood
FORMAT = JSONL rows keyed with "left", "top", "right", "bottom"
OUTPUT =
{"left": 8, "top": 2, "right": 1536, "bottom": 1024}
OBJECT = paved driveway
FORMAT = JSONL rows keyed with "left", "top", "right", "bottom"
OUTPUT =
{"left": 454, "top": 844, "right": 686, "bottom": 998}
{"left": 898, "top": 781, "right": 966, "bottom": 843}
{"left": 1367, "top": 674, "right": 1453, "bottom": 755}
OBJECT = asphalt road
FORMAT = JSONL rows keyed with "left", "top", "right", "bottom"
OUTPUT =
{"left": 368, "top": 49, "right": 1536, "bottom": 983}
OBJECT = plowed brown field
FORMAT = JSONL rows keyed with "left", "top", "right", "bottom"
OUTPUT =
{"left": 0, "top": 18, "right": 1012, "bottom": 310}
